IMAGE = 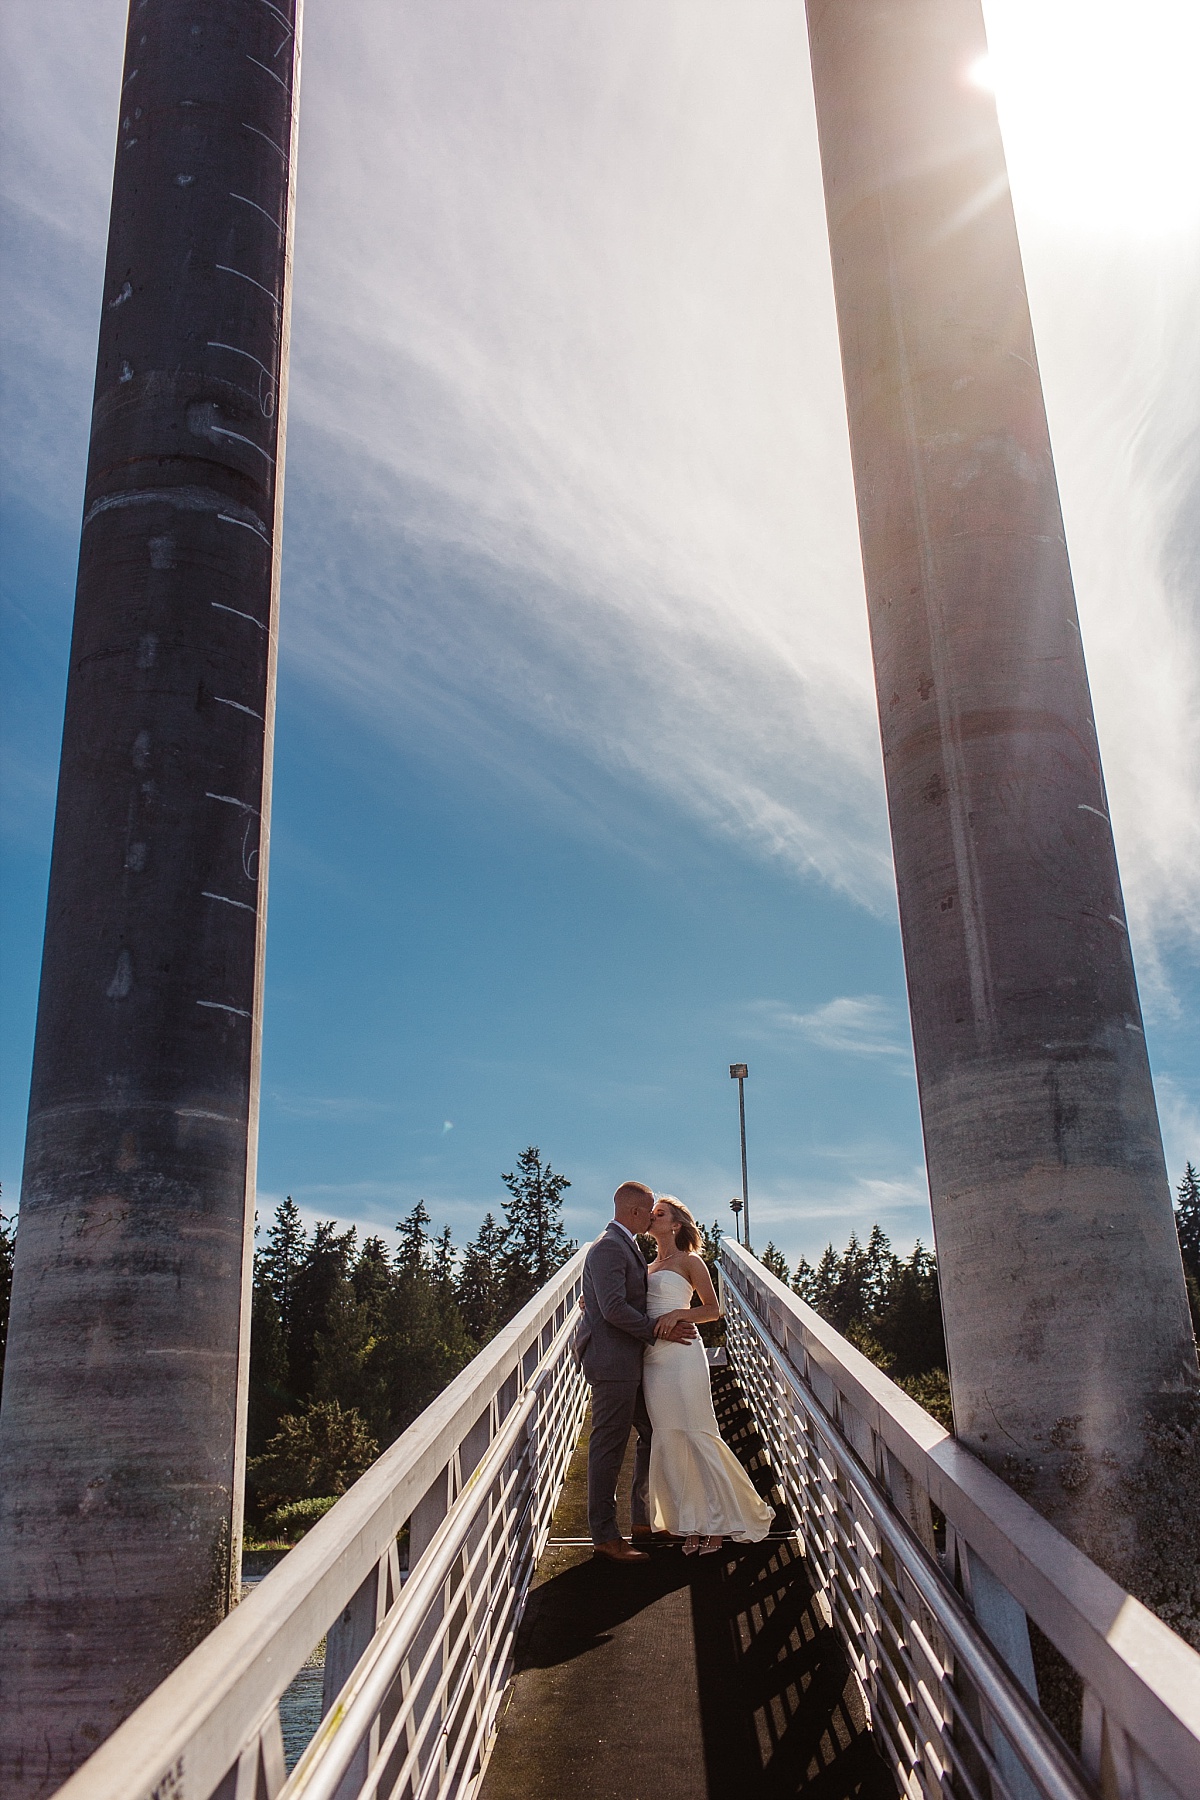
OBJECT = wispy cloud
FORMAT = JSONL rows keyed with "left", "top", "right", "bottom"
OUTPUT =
{"left": 733, "top": 1164, "right": 934, "bottom": 1262}
{"left": 3, "top": 1, "right": 1197, "bottom": 960}
{"left": 264, "top": 1092, "right": 400, "bottom": 1122}
{"left": 282, "top": 0, "right": 1200, "bottom": 953}
{"left": 747, "top": 995, "right": 913, "bottom": 1061}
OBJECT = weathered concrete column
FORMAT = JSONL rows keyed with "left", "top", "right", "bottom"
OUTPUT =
{"left": 804, "top": 0, "right": 1197, "bottom": 1596}
{"left": 0, "top": 2, "right": 301, "bottom": 1789}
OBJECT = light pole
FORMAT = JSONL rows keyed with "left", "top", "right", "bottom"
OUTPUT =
{"left": 729, "top": 1198, "right": 744, "bottom": 1245}
{"left": 729, "top": 1064, "right": 749, "bottom": 1250}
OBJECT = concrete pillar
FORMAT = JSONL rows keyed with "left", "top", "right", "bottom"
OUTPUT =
{"left": 0, "top": 2, "right": 301, "bottom": 1789}
{"left": 803, "top": 0, "right": 1197, "bottom": 1593}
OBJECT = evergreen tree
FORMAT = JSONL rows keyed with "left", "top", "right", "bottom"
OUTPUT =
{"left": 760, "top": 1242, "right": 790, "bottom": 1283}
{"left": 432, "top": 1222, "right": 457, "bottom": 1293}
{"left": 288, "top": 1220, "right": 357, "bottom": 1400}
{"left": 246, "top": 1200, "right": 477, "bottom": 1504}
{"left": 352, "top": 1235, "right": 394, "bottom": 1324}
{"left": 248, "top": 1207, "right": 293, "bottom": 1456}
{"left": 322, "top": 1235, "right": 397, "bottom": 1440}
{"left": 846, "top": 1317, "right": 894, "bottom": 1371}
{"left": 808, "top": 1244, "right": 842, "bottom": 1316}
{"left": 1176, "top": 1162, "right": 1200, "bottom": 1280}
{"left": 248, "top": 1269, "right": 290, "bottom": 1455}
{"left": 874, "top": 1242, "right": 947, "bottom": 1378}
{"left": 0, "top": 1194, "right": 15, "bottom": 1390}
{"left": 396, "top": 1200, "right": 431, "bottom": 1275}
{"left": 431, "top": 1224, "right": 469, "bottom": 1348}
{"left": 787, "top": 1226, "right": 948, "bottom": 1397}
{"left": 498, "top": 1147, "right": 576, "bottom": 1315}
{"left": 791, "top": 1255, "right": 816, "bottom": 1305}
{"left": 862, "top": 1223, "right": 897, "bottom": 1314}
{"left": 829, "top": 1232, "right": 876, "bottom": 1333}
{"left": 1176, "top": 1163, "right": 1200, "bottom": 1339}
{"left": 360, "top": 1203, "right": 475, "bottom": 1440}
{"left": 698, "top": 1219, "right": 724, "bottom": 1263}
{"left": 258, "top": 1196, "right": 308, "bottom": 1345}
{"left": 457, "top": 1212, "right": 505, "bottom": 1346}
{"left": 898, "top": 1367, "right": 954, "bottom": 1431}
{"left": 311, "top": 1284, "right": 377, "bottom": 1427}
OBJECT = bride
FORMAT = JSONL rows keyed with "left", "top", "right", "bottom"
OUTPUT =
{"left": 642, "top": 1196, "right": 774, "bottom": 1554}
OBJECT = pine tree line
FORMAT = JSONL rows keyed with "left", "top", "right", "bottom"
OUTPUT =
{"left": 246, "top": 1147, "right": 574, "bottom": 1539}
{"left": 0, "top": 1188, "right": 12, "bottom": 1387}
{"left": 1, "top": 1161, "right": 1197, "bottom": 1542}
{"left": 747, "top": 1166, "right": 1200, "bottom": 1430}
{"left": 1177, "top": 1161, "right": 1200, "bottom": 1336}
{"left": 755, "top": 1224, "right": 954, "bottom": 1427}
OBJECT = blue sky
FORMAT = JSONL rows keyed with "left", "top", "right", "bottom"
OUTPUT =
{"left": 2, "top": 1, "right": 1198, "bottom": 1269}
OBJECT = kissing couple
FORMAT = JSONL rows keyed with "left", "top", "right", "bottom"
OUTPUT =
{"left": 575, "top": 1180, "right": 773, "bottom": 1562}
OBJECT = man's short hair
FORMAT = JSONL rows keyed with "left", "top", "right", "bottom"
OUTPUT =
{"left": 613, "top": 1181, "right": 654, "bottom": 1211}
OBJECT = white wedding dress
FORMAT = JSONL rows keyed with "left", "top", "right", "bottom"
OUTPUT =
{"left": 642, "top": 1268, "right": 774, "bottom": 1542}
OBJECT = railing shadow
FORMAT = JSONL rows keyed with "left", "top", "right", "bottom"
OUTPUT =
{"left": 492, "top": 1361, "right": 895, "bottom": 1800}
{"left": 690, "top": 1537, "right": 893, "bottom": 1799}
{"left": 697, "top": 1368, "right": 894, "bottom": 1798}
{"left": 501, "top": 1534, "right": 892, "bottom": 1799}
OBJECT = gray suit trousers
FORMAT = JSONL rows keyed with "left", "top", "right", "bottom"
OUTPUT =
{"left": 588, "top": 1379, "right": 652, "bottom": 1543}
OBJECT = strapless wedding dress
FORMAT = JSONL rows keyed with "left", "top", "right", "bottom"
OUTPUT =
{"left": 642, "top": 1268, "right": 773, "bottom": 1541}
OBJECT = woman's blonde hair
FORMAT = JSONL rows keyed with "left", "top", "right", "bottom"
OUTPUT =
{"left": 658, "top": 1196, "right": 701, "bottom": 1255}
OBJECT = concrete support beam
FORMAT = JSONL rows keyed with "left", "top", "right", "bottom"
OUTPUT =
{"left": 0, "top": 2, "right": 302, "bottom": 1790}
{"left": 803, "top": 0, "right": 1197, "bottom": 1595}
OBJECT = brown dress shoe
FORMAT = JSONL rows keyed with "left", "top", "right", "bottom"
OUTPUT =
{"left": 593, "top": 1538, "right": 650, "bottom": 1563}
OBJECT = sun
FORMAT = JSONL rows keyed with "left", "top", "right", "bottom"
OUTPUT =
{"left": 977, "top": 0, "right": 1200, "bottom": 235}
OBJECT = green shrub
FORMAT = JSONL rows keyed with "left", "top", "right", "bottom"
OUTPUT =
{"left": 898, "top": 1368, "right": 954, "bottom": 1431}
{"left": 249, "top": 1399, "right": 378, "bottom": 1511}
{"left": 263, "top": 1496, "right": 339, "bottom": 1542}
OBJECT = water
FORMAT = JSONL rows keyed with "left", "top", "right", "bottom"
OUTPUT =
{"left": 278, "top": 1665, "right": 325, "bottom": 1768}
{"left": 241, "top": 1563, "right": 325, "bottom": 1771}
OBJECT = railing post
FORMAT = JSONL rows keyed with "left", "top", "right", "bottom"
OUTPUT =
{"left": 956, "top": 1540, "right": 1041, "bottom": 1800}
{"left": 958, "top": 1544, "right": 1037, "bottom": 1701}
{"left": 406, "top": 1464, "right": 452, "bottom": 1791}
{"left": 322, "top": 1551, "right": 392, "bottom": 1800}
{"left": 883, "top": 1446, "right": 937, "bottom": 1559}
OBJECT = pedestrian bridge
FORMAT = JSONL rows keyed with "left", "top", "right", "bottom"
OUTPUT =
{"left": 54, "top": 1242, "right": 1200, "bottom": 1800}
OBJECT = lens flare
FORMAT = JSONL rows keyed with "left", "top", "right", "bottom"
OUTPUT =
{"left": 981, "top": 0, "right": 1200, "bottom": 234}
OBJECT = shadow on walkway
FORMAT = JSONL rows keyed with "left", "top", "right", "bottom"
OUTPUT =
{"left": 481, "top": 1372, "right": 895, "bottom": 1800}
{"left": 690, "top": 1535, "right": 892, "bottom": 1799}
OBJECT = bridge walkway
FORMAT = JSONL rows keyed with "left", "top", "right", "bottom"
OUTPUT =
{"left": 51, "top": 1240, "right": 1200, "bottom": 1800}
{"left": 481, "top": 1372, "right": 894, "bottom": 1800}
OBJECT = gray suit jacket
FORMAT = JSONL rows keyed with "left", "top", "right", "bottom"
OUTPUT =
{"left": 576, "top": 1223, "right": 656, "bottom": 1383}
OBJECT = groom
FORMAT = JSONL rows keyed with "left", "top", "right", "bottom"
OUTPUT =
{"left": 577, "top": 1180, "right": 696, "bottom": 1562}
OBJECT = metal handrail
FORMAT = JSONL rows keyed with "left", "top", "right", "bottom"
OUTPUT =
{"left": 53, "top": 1248, "right": 589, "bottom": 1800}
{"left": 51, "top": 1237, "right": 1200, "bottom": 1800}
{"left": 284, "top": 1300, "right": 580, "bottom": 1800}
{"left": 728, "top": 1269, "right": 1090, "bottom": 1800}
{"left": 718, "top": 1238, "right": 1200, "bottom": 1800}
